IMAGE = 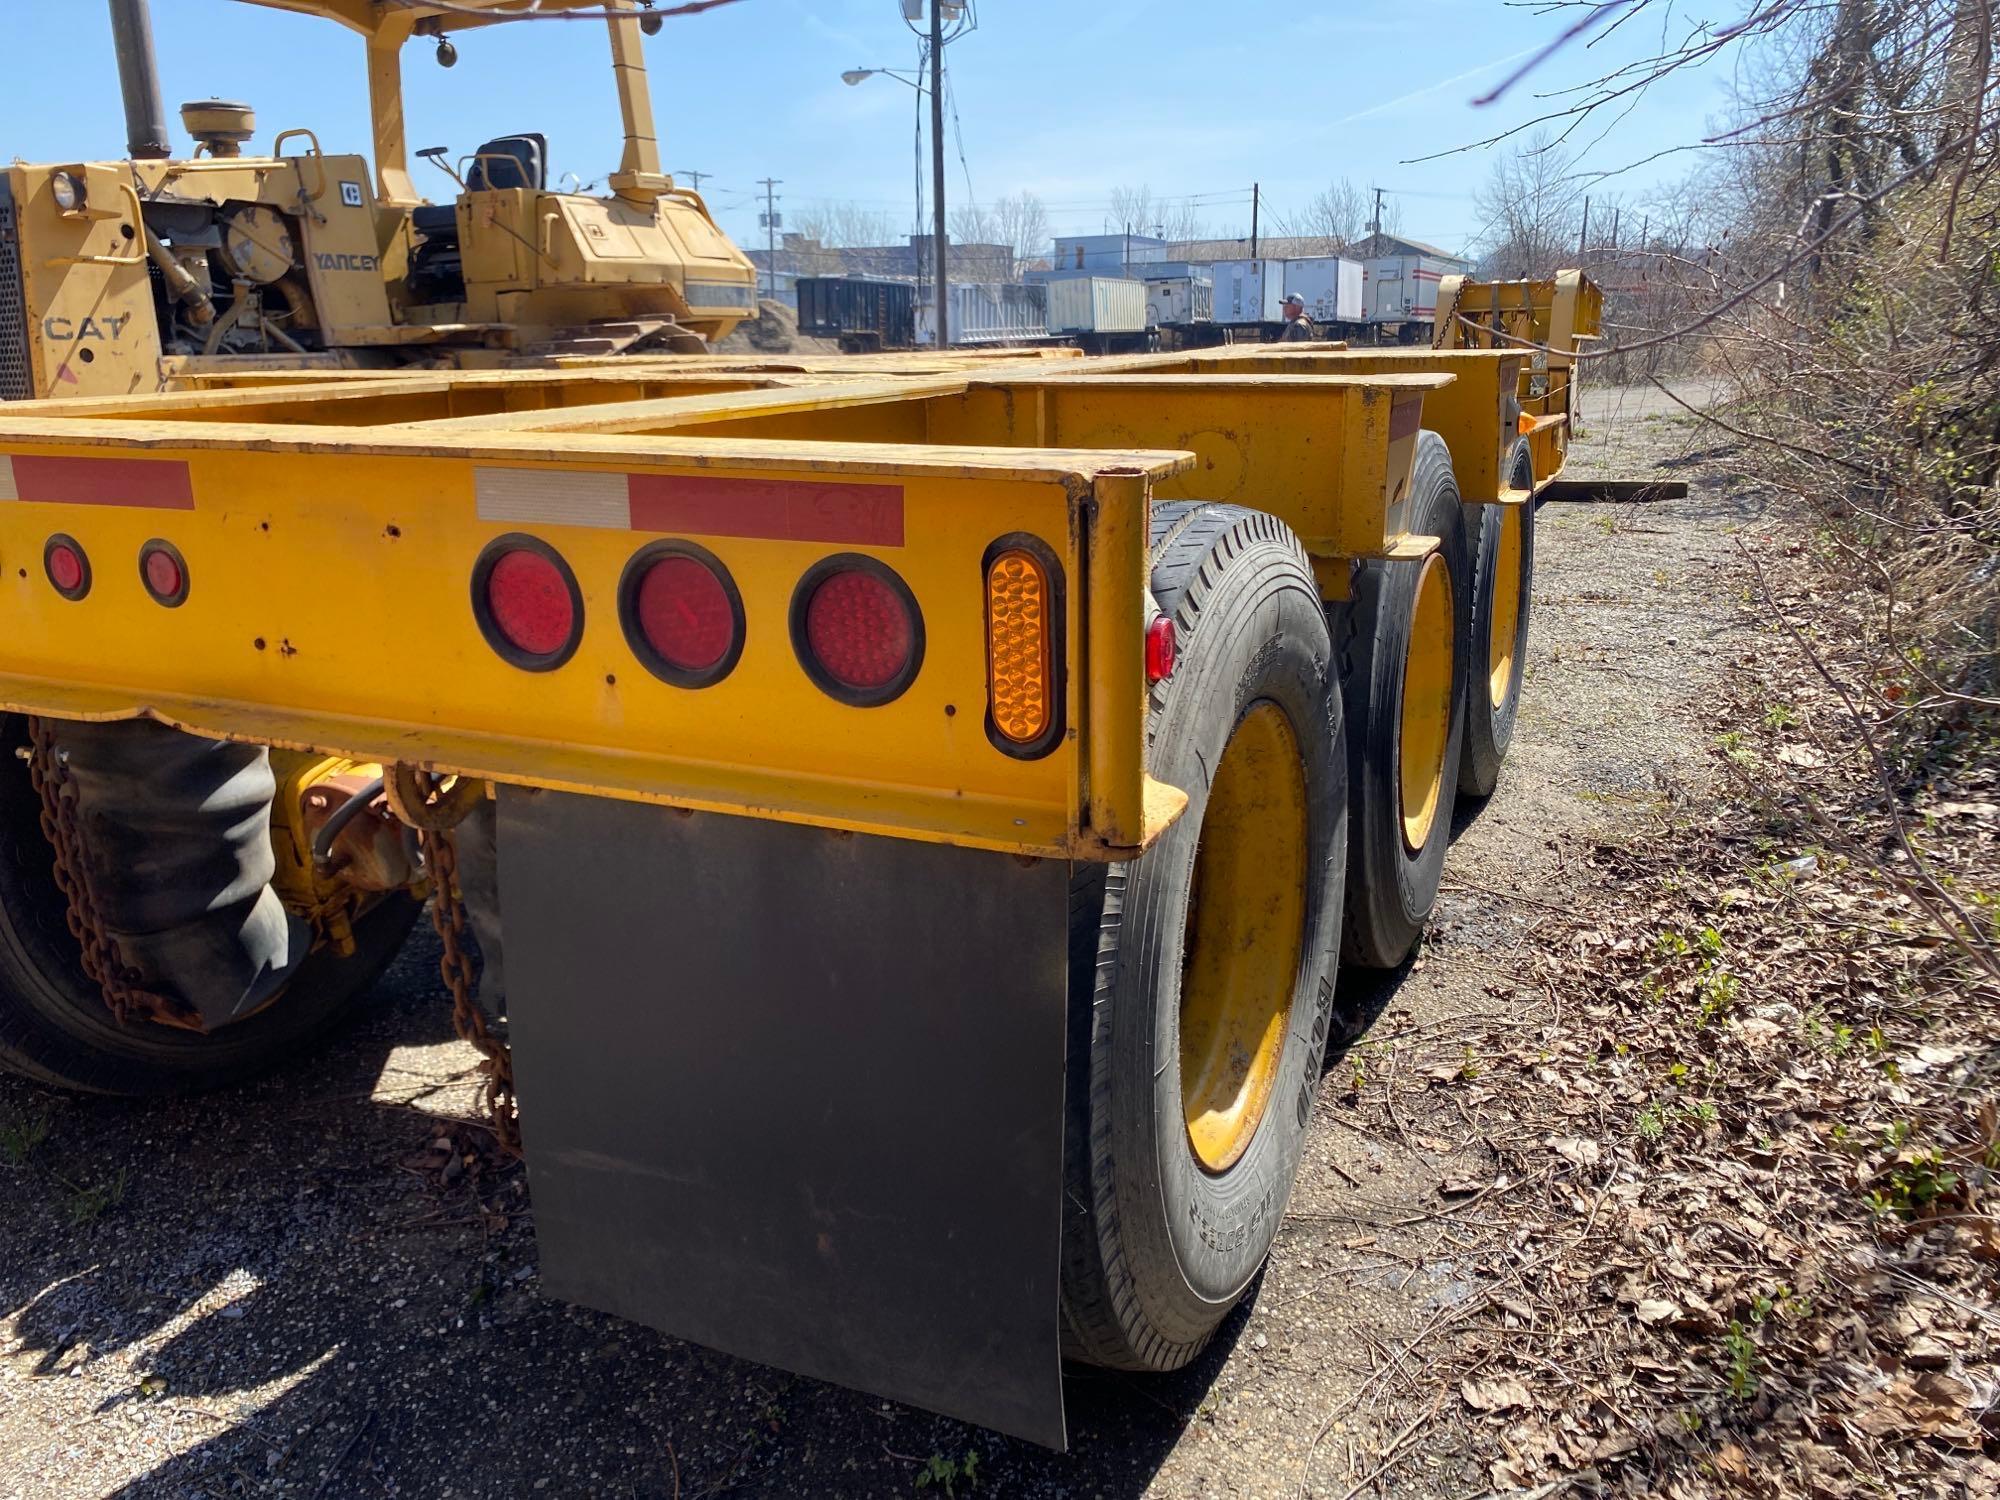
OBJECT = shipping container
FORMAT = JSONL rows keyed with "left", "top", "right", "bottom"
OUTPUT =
{"left": 913, "top": 281, "right": 1051, "bottom": 347}
{"left": 1363, "top": 254, "right": 1459, "bottom": 325}
{"left": 1043, "top": 275, "right": 1148, "bottom": 335}
{"left": 1284, "top": 256, "right": 1365, "bottom": 323}
{"left": 1209, "top": 258, "right": 1286, "bottom": 324}
{"left": 1144, "top": 275, "right": 1213, "bottom": 328}
{"left": 795, "top": 276, "right": 917, "bottom": 351}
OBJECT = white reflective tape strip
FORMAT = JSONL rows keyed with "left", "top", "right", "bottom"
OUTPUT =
{"left": 0, "top": 458, "right": 17, "bottom": 502}
{"left": 474, "top": 467, "right": 631, "bottom": 529}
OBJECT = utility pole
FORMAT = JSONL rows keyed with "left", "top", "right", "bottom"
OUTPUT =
{"left": 1578, "top": 196, "right": 1590, "bottom": 257}
{"left": 1608, "top": 206, "right": 1620, "bottom": 250}
{"left": 757, "top": 177, "right": 782, "bottom": 298}
{"left": 1250, "top": 182, "right": 1259, "bottom": 258}
{"left": 1372, "top": 185, "right": 1384, "bottom": 244}
{"left": 676, "top": 168, "right": 712, "bottom": 191}
{"left": 929, "top": 0, "right": 948, "bottom": 349}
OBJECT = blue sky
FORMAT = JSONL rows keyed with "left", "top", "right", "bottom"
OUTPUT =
{"left": 4, "top": 1, "right": 1746, "bottom": 257}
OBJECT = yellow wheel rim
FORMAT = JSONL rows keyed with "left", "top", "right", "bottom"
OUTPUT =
{"left": 1487, "top": 508, "right": 1523, "bottom": 709}
{"left": 1399, "top": 555, "right": 1453, "bottom": 852}
{"left": 1179, "top": 702, "right": 1309, "bottom": 1174}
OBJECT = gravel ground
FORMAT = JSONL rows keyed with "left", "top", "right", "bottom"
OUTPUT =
{"left": 0, "top": 384, "right": 1753, "bottom": 1499}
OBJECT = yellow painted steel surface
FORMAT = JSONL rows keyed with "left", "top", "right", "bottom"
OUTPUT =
{"left": 1399, "top": 554, "right": 1454, "bottom": 852}
{"left": 9, "top": 372, "right": 810, "bottom": 428}
{"left": 0, "top": 326, "right": 1572, "bottom": 858}
{"left": 1433, "top": 271, "right": 1604, "bottom": 486}
{"left": 17, "top": 366, "right": 1457, "bottom": 567}
{"left": 0, "top": 415, "right": 1182, "bottom": 860}
{"left": 1178, "top": 701, "right": 1309, "bottom": 1174}
{"left": 283, "top": 368, "right": 1452, "bottom": 568}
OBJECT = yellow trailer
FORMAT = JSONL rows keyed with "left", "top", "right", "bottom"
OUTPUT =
{"left": 0, "top": 279, "right": 1601, "bottom": 1443}
{"left": 1, "top": 1, "right": 1611, "bottom": 1444}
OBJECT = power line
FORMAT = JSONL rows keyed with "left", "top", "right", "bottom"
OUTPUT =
{"left": 944, "top": 67, "right": 975, "bottom": 214}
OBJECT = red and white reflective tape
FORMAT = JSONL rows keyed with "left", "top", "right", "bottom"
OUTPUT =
{"left": 0, "top": 454, "right": 195, "bottom": 509}
{"left": 473, "top": 467, "right": 905, "bottom": 547}
{"left": 1388, "top": 393, "right": 1425, "bottom": 443}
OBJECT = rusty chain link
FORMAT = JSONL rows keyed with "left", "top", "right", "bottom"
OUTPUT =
{"left": 26, "top": 726, "right": 519, "bottom": 1154}
{"left": 24, "top": 717, "right": 202, "bottom": 1031}
{"left": 1432, "top": 275, "right": 1467, "bottom": 350}
{"left": 417, "top": 823, "right": 521, "bottom": 1157}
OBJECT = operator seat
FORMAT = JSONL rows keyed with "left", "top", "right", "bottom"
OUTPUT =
{"left": 405, "top": 133, "right": 548, "bottom": 306}
{"left": 409, "top": 134, "right": 549, "bottom": 247}
{"left": 467, "top": 134, "right": 549, "bottom": 193}
{"left": 410, "top": 203, "right": 459, "bottom": 240}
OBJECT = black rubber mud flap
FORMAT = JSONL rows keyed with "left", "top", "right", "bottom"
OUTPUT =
{"left": 497, "top": 788, "right": 1072, "bottom": 1448}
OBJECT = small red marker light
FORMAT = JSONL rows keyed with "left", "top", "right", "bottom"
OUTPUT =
{"left": 1145, "top": 615, "right": 1177, "bottom": 684}
{"left": 44, "top": 535, "right": 90, "bottom": 601}
{"left": 139, "top": 540, "right": 189, "bottom": 607}
{"left": 49, "top": 546, "right": 83, "bottom": 592}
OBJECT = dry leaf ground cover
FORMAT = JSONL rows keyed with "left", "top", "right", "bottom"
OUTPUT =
{"left": 0, "top": 384, "right": 1991, "bottom": 1498}
{"left": 1288, "top": 391, "right": 2000, "bottom": 1498}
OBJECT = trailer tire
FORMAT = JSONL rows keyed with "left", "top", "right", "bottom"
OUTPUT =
{"left": 0, "top": 715, "right": 420, "bottom": 1096}
{"left": 1059, "top": 503, "right": 1346, "bottom": 1372}
{"left": 1459, "top": 437, "right": 1536, "bottom": 796}
{"left": 1337, "top": 430, "right": 1471, "bottom": 969}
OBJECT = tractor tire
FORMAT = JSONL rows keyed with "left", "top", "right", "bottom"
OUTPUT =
{"left": 1459, "top": 437, "right": 1537, "bottom": 797}
{"left": 0, "top": 715, "right": 420, "bottom": 1096}
{"left": 1337, "top": 430, "right": 1472, "bottom": 969}
{"left": 1060, "top": 503, "right": 1347, "bottom": 1372}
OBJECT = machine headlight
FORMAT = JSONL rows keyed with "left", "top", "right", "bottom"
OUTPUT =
{"left": 49, "top": 171, "right": 82, "bottom": 213}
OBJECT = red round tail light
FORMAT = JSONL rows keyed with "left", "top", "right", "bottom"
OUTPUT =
{"left": 471, "top": 536, "right": 583, "bottom": 671}
{"left": 44, "top": 535, "right": 91, "bottom": 601}
{"left": 139, "top": 540, "right": 189, "bottom": 607}
{"left": 618, "top": 541, "right": 744, "bottom": 688}
{"left": 790, "top": 556, "right": 923, "bottom": 706}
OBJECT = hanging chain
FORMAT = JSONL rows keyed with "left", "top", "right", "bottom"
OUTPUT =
{"left": 417, "top": 823, "right": 520, "bottom": 1157}
{"left": 24, "top": 725, "right": 519, "bottom": 1154}
{"left": 24, "top": 718, "right": 201, "bottom": 1031}
{"left": 1432, "top": 275, "right": 1468, "bottom": 350}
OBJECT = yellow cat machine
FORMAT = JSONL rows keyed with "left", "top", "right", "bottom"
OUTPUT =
{"left": 0, "top": 125, "right": 1606, "bottom": 1441}
{"left": 0, "top": 0, "right": 758, "bottom": 402}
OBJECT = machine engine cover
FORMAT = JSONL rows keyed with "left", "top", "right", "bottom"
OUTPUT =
{"left": 222, "top": 204, "right": 295, "bottom": 285}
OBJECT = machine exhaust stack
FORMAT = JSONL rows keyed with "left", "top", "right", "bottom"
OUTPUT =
{"left": 108, "top": 0, "right": 173, "bottom": 159}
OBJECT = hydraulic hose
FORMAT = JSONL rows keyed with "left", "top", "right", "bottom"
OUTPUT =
{"left": 310, "top": 775, "right": 386, "bottom": 873}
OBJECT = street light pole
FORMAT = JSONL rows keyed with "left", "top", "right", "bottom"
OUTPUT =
{"left": 841, "top": 37, "right": 953, "bottom": 345}
{"left": 928, "top": 1, "right": 948, "bottom": 349}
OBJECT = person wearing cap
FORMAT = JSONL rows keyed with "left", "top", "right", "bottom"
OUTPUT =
{"left": 1277, "top": 291, "right": 1316, "bottom": 342}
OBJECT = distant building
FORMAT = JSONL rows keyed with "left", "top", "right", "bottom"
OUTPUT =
{"left": 1159, "top": 233, "right": 1474, "bottom": 274}
{"left": 1338, "top": 232, "right": 1474, "bottom": 271}
{"left": 1051, "top": 233, "right": 1168, "bottom": 271}
{"left": 749, "top": 233, "right": 1015, "bottom": 285}
{"left": 1167, "top": 234, "right": 1343, "bottom": 262}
